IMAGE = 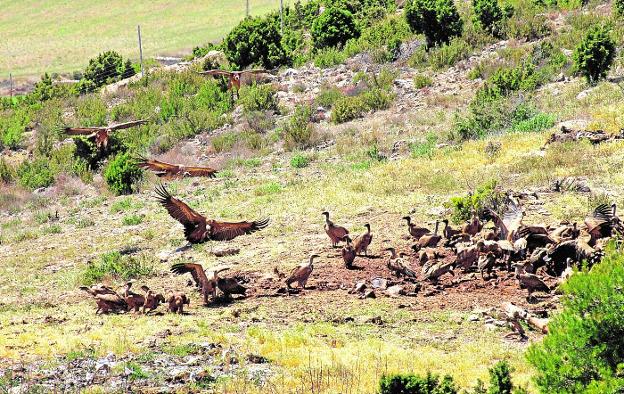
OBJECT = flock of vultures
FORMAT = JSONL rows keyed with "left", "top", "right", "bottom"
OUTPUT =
{"left": 70, "top": 117, "right": 623, "bottom": 316}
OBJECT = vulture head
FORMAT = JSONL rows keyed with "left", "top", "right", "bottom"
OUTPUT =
{"left": 364, "top": 223, "right": 371, "bottom": 231}
{"left": 402, "top": 216, "right": 412, "bottom": 224}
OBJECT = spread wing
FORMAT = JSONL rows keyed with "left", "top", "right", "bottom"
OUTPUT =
{"left": 179, "top": 165, "right": 218, "bottom": 178}
{"left": 585, "top": 203, "right": 612, "bottom": 233}
{"left": 208, "top": 218, "right": 270, "bottom": 241}
{"left": 137, "top": 157, "right": 180, "bottom": 172}
{"left": 170, "top": 263, "right": 208, "bottom": 287}
{"left": 155, "top": 184, "right": 207, "bottom": 243}
{"left": 197, "top": 70, "right": 233, "bottom": 77}
{"left": 240, "top": 69, "right": 271, "bottom": 75}
{"left": 503, "top": 203, "right": 524, "bottom": 234}
{"left": 64, "top": 126, "right": 102, "bottom": 135}
{"left": 107, "top": 119, "right": 147, "bottom": 131}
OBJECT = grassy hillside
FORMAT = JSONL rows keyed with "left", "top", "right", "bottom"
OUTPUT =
{"left": 1, "top": 0, "right": 282, "bottom": 78}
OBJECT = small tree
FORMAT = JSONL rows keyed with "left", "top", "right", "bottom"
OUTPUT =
{"left": 573, "top": 25, "right": 615, "bottom": 84}
{"left": 103, "top": 152, "right": 142, "bottom": 195}
{"left": 527, "top": 243, "right": 624, "bottom": 392}
{"left": 487, "top": 361, "right": 513, "bottom": 394}
{"left": 222, "top": 15, "right": 289, "bottom": 69}
{"left": 472, "top": 0, "right": 504, "bottom": 37}
{"left": 311, "top": 7, "right": 360, "bottom": 49}
{"left": 405, "top": 0, "right": 463, "bottom": 47}
{"left": 78, "top": 51, "right": 135, "bottom": 93}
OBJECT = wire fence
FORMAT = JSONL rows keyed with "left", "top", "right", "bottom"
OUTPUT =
{"left": 1, "top": 0, "right": 294, "bottom": 98}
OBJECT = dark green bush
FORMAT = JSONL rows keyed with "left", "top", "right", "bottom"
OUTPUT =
{"left": 573, "top": 24, "right": 615, "bottom": 84}
{"left": 103, "top": 152, "right": 142, "bottom": 195}
{"left": 527, "top": 243, "right": 624, "bottom": 392}
{"left": 504, "top": 3, "right": 550, "bottom": 41}
{"left": 472, "top": 0, "right": 504, "bottom": 37}
{"left": 487, "top": 361, "right": 513, "bottom": 394}
{"left": 331, "top": 96, "right": 367, "bottom": 123}
{"left": 448, "top": 179, "right": 504, "bottom": 223}
{"left": 379, "top": 372, "right": 457, "bottom": 394}
{"left": 77, "top": 51, "right": 135, "bottom": 93}
{"left": 0, "top": 109, "right": 29, "bottom": 150}
{"left": 316, "top": 86, "right": 344, "bottom": 108}
{"left": 81, "top": 251, "right": 154, "bottom": 285}
{"left": 312, "top": 7, "right": 360, "bottom": 49}
{"left": 414, "top": 74, "right": 433, "bottom": 88}
{"left": 222, "top": 16, "right": 289, "bottom": 69}
{"left": 17, "top": 158, "right": 55, "bottom": 190}
{"left": 239, "top": 84, "right": 279, "bottom": 113}
{"left": 290, "top": 153, "right": 310, "bottom": 168}
{"left": 405, "top": 0, "right": 463, "bottom": 47}
{"left": 30, "top": 73, "right": 77, "bottom": 102}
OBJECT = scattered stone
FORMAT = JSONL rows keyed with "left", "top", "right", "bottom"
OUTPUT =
{"left": 386, "top": 285, "right": 404, "bottom": 297}
{"left": 467, "top": 314, "right": 480, "bottom": 322}
{"left": 212, "top": 247, "right": 240, "bottom": 257}
{"left": 362, "top": 289, "right": 376, "bottom": 299}
{"left": 365, "top": 316, "right": 384, "bottom": 325}
{"left": 371, "top": 277, "right": 388, "bottom": 289}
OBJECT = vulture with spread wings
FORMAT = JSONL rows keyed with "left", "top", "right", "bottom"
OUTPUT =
{"left": 64, "top": 120, "right": 147, "bottom": 150}
{"left": 484, "top": 202, "right": 524, "bottom": 241}
{"left": 197, "top": 69, "right": 271, "bottom": 93}
{"left": 171, "top": 263, "right": 229, "bottom": 304}
{"left": 137, "top": 156, "right": 218, "bottom": 179}
{"left": 155, "top": 184, "right": 270, "bottom": 243}
{"left": 585, "top": 203, "right": 621, "bottom": 245}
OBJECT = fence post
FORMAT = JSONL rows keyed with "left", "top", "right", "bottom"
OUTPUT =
{"left": 9, "top": 73, "right": 13, "bottom": 98}
{"left": 137, "top": 25, "right": 144, "bottom": 78}
{"left": 246, "top": 0, "right": 249, "bottom": 17}
{"left": 280, "top": 0, "right": 284, "bottom": 33}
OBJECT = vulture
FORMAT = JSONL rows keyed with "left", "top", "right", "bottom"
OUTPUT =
{"left": 441, "top": 219, "right": 461, "bottom": 239}
{"left": 122, "top": 282, "right": 145, "bottom": 312}
{"left": 217, "top": 277, "right": 247, "bottom": 299}
{"left": 402, "top": 216, "right": 431, "bottom": 239}
{"left": 167, "top": 292, "right": 190, "bottom": 314}
{"left": 353, "top": 223, "right": 373, "bottom": 256}
{"left": 483, "top": 202, "right": 524, "bottom": 242}
{"left": 137, "top": 156, "right": 218, "bottom": 179}
{"left": 513, "top": 263, "right": 550, "bottom": 298}
{"left": 584, "top": 203, "right": 620, "bottom": 245}
{"left": 286, "top": 254, "right": 320, "bottom": 289}
{"left": 197, "top": 69, "right": 271, "bottom": 96}
{"left": 559, "top": 258, "right": 574, "bottom": 284}
{"left": 422, "top": 260, "right": 454, "bottom": 283}
{"left": 342, "top": 236, "right": 356, "bottom": 268}
{"left": 461, "top": 210, "right": 482, "bottom": 236}
{"left": 323, "top": 211, "right": 349, "bottom": 247}
{"left": 478, "top": 252, "right": 496, "bottom": 279}
{"left": 80, "top": 285, "right": 127, "bottom": 315}
{"left": 156, "top": 184, "right": 270, "bottom": 244}
{"left": 80, "top": 284, "right": 117, "bottom": 297}
{"left": 64, "top": 119, "right": 147, "bottom": 150}
{"left": 549, "top": 222, "right": 579, "bottom": 242}
{"left": 517, "top": 226, "right": 556, "bottom": 250}
{"left": 385, "top": 248, "right": 417, "bottom": 278}
{"left": 454, "top": 240, "right": 485, "bottom": 271}
{"left": 170, "top": 263, "right": 228, "bottom": 304}
{"left": 417, "top": 221, "right": 441, "bottom": 248}
{"left": 140, "top": 286, "right": 165, "bottom": 314}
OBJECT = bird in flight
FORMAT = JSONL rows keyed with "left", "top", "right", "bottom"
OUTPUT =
{"left": 64, "top": 119, "right": 147, "bottom": 150}
{"left": 197, "top": 69, "right": 271, "bottom": 96}
{"left": 155, "top": 184, "right": 270, "bottom": 244}
{"left": 137, "top": 156, "right": 218, "bottom": 179}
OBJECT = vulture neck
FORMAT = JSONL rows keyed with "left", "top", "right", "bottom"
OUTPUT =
{"left": 388, "top": 249, "right": 397, "bottom": 259}
{"left": 308, "top": 256, "right": 317, "bottom": 266}
{"left": 434, "top": 221, "right": 439, "bottom": 236}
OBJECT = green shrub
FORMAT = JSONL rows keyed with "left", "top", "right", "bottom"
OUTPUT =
{"left": 360, "top": 88, "right": 394, "bottom": 110}
{"left": 239, "top": 84, "right": 279, "bottom": 113}
{"left": 212, "top": 132, "right": 239, "bottom": 153}
{"left": 414, "top": 73, "right": 433, "bottom": 88}
{"left": 405, "top": 0, "right": 463, "bottom": 47}
{"left": 76, "top": 96, "right": 107, "bottom": 126}
{"left": 410, "top": 132, "right": 437, "bottom": 158}
{"left": 527, "top": 243, "right": 624, "bottom": 392}
{"left": 81, "top": 251, "right": 154, "bottom": 285}
{"left": 122, "top": 214, "right": 143, "bottom": 226}
{"left": 222, "top": 15, "right": 289, "bottom": 69}
{"left": 0, "top": 158, "right": 15, "bottom": 184}
{"left": 504, "top": 3, "right": 550, "bottom": 41}
{"left": 283, "top": 104, "right": 314, "bottom": 149}
{"left": 331, "top": 96, "right": 367, "bottom": 123}
{"left": 30, "top": 73, "right": 77, "bottom": 102}
{"left": 103, "top": 153, "right": 142, "bottom": 195}
{"left": 379, "top": 372, "right": 457, "bottom": 394}
{"left": 290, "top": 153, "right": 310, "bottom": 168}
{"left": 487, "top": 361, "right": 513, "bottom": 394}
{"left": 511, "top": 112, "right": 555, "bottom": 132}
{"left": 312, "top": 7, "right": 360, "bottom": 49}
{"left": 17, "top": 158, "right": 55, "bottom": 190}
{"left": 77, "top": 51, "right": 135, "bottom": 93}
{"left": 316, "top": 86, "right": 344, "bottom": 108}
{"left": 448, "top": 179, "right": 503, "bottom": 223}
{"left": 615, "top": 0, "right": 624, "bottom": 17}
{"left": 472, "top": 0, "right": 504, "bottom": 37}
{"left": 313, "top": 47, "right": 348, "bottom": 68}
{"left": 573, "top": 24, "right": 615, "bottom": 84}
{"left": 0, "top": 109, "right": 28, "bottom": 150}
{"left": 427, "top": 38, "right": 471, "bottom": 70}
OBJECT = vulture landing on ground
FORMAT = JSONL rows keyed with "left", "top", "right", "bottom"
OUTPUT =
{"left": 156, "top": 184, "right": 269, "bottom": 244}
{"left": 64, "top": 120, "right": 147, "bottom": 150}
{"left": 170, "top": 263, "right": 229, "bottom": 304}
{"left": 137, "top": 157, "right": 218, "bottom": 179}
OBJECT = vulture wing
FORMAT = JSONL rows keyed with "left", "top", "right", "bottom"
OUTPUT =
{"left": 197, "top": 70, "right": 232, "bottom": 77}
{"left": 585, "top": 204, "right": 612, "bottom": 233}
{"left": 107, "top": 119, "right": 147, "bottom": 131}
{"left": 503, "top": 203, "right": 524, "bottom": 234}
{"left": 170, "top": 263, "right": 208, "bottom": 287}
{"left": 137, "top": 157, "right": 180, "bottom": 173}
{"left": 240, "top": 69, "right": 271, "bottom": 75}
{"left": 64, "top": 126, "right": 102, "bottom": 135}
{"left": 179, "top": 165, "right": 218, "bottom": 178}
{"left": 208, "top": 218, "right": 270, "bottom": 241}
{"left": 155, "top": 184, "right": 208, "bottom": 243}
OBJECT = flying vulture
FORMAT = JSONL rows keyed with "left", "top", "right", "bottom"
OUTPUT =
{"left": 64, "top": 119, "right": 147, "bottom": 150}
{"left": 197, "top": 69, "right": 271, "bottom": 94}
{"left": 155, "top": 184, "right": 270, "bottom": 243}
{"left": 137, "top": 156, "right": 218, "bottom": 179}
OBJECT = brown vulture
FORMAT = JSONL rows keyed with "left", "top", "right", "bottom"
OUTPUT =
{"left": 584, "top": 203, "right": 620, "bottom": 245}
{"left": 286, "top": 254, "right": 320, "bottom": 289}
{"left": 170, "top": 263, "right": 230, "bottom": 304}
{"left": 167, "top": 292, "right": 190, "bottom": 314}
{"left": 441, "top": 219, "right": 461, "bottom": 239}
{"left": 217, "top": 277, "right": 247, "bottom": 298}
{"left": 122, "top": 282, "right": 145, "bottom": 312}
{"left": 416, "top": 221, "right": 441, "bottom": 248}
{"left": 64, "top": 119, "right": 147, "bottom": 150}
{"left": 140, "top": 285, "right": 166, "bottom": 314}
{"left": 402, "top": 216, "right": 431, "bottom": 239}
{"left": 385, "top": 248, "right": 416, "bottom": 278}
{"left": 137, "top": 156, "right": 218, "bottom": 179}
{"left": 342, "top": 235, "right": 356, "bottom": 269}
{"left": 197, "top": 69, "right": 271, "bottom": 95}
{"left": 478, "top": 252, "right": 496, "bottom": 279}
{"left": 322, "top": 211, "right": 349, "bottom": 247}
{"left": 353, "top": 223, "right": 373, "bottom": 256}
{"left": 513, "top": 263, "right": 550, "bottom": 298}
{"left": 80, "top": 285, "right": 128, "bottom": 314}
{"left": 155, "top": 184, "right": 270, "bottom": 244}
{"left": 483, "top": 202, "right": 524, "bottom": 241}
{"left": 461, "top": 210, "right": 482, "bottom": 236}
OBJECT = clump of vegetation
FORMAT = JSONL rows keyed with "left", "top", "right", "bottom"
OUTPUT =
{"left": 212, "top": 132, "right": 239, "bottom": 153}
{"left": 379, "top": 372, "right": 457, "bottom": 393}
{"left": 103, "top": 153, "right": 142, "bottom": 195}
{"left": 312, "top": 7, "right": 360, "bottom": 49}
{"left": 573, "top": 24, "right": 615, "bottom": 84}
{"left": 472, "top": 0, "right": 505, "bottom": 37}
{"left": 222, "top": 15, "right": 289, "bottom": 69}
{"left": 17, "top": 158, "right": 55, "bottom": 190}
{"left": 615, "top": 0, "right": 624, "bottom": 17}
{"left": 0, "top": 109, "right": 28, "bottom": 150}
{"left": 405, "top": 0, "right": 463, "bottom": 47}
{"left": 315, "top": 86, "right": 344, "bottom": 108}
{"left": 239, "top": 84, "right": 279, "bottom": 113}
{"left": 448, "top": 179, "right": 504, "bottom": 223}
{"left": 283, "top": 104, "right": 315, "bottom": 150}
{"left": 76, "top": 51, "right": 135, "bottom": 93}
{"left": 410, "top": 132, "right": 437, "bottom": 158}
{"left": 527, "top": 243, "right": 624, "bottom": 392}
{"left": 504, "top": 3, "right": 550, "bottom": 41}
{"left": 81, "top": 251, "right": 154, "bottom": 285}
{"left": 290, "top": 153, "right": 310, "bottom": 168}
{"left": 414, "top": 73, "right": 433, "bottom": 88}
{"left": 313, "top": 47, "right": 349, "bottom": 68}
{"left": 122, "top": 214, "right": 143, "bottom": 226}
{"left": 0, "top": 158, "right": 16, "bottom": 184}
